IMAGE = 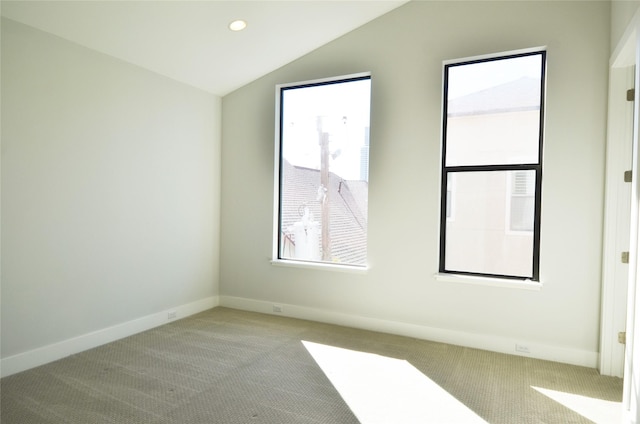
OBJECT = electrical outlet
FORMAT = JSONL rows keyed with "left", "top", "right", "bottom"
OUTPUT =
{"left": 273, "top": 305, "right": 283, "bottom": 313}
{"left": 168, "top": 311, "right": 177, "bottom": 320}
{"left": 515, "top": 344, "right": 530, "bottom": 354}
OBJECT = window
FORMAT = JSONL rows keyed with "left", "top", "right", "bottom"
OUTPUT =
{"left": 439, "top": 50, "right": 545, "bottom": 281}
{"left": 509, "top": 170, "right": 535, "bottom": 232}
{"left": 446, "top": 173, "right": 455, "bottom": 221}
{"left": 274, "top": 74, "right": 371, "bottom": 268}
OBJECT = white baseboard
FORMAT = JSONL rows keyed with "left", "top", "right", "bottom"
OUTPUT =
{"left": 1, "top": 296, "right": 219, "bottom": 378}
{"left": 220, "top": 296, "right": 598, "bottom": 369}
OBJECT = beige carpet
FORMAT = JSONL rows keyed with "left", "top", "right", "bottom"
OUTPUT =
{"left": 1, "top": 307, "right": 623, "bottom": 423}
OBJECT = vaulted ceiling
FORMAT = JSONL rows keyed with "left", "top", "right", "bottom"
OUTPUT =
{"left": 2, "top": 1, "right": 408, "bottom": 96}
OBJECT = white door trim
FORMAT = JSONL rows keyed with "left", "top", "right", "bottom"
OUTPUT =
{"left": 617, "top": 9, "right": 640, "bottom": 424}
{"left": 600, "top": 55, "right": 634, "bottom": 378}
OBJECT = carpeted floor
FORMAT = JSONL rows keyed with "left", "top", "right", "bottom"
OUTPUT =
{"left": 1, "top": 307, "right": 623, "bottom": 423}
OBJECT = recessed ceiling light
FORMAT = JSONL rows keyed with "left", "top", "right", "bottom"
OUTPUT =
{"left": 229, "top": 20, "right": 247, "bottom": 32}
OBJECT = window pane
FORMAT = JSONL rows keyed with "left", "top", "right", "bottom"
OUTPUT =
{"left": 444, "top": 171, "right": 534, "bottom": 278}
{"left": 445, "top": 54, "right": 542, "bottom": 166}
{"left": 278, "top": 77, "right": 371, "bottom": 266}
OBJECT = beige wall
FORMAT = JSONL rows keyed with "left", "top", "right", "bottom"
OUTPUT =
{"left": 1, "top": 19, "right": 221, "bottom": 359}
{"left": 612, "top": 0, "right": 640, "bottom": 52}
{"left": 221, "top": 1, "right": 610, "bottom": 363}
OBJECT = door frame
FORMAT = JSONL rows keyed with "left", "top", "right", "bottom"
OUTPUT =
{"left": 600, "top": 36, "right": 635, "bottom": 378}
{"left": 612, "top": 9, "right": 640, "bottom": 424}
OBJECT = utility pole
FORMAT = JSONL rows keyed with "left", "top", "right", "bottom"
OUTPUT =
{"left": 317, "top": 117, "right": 331, "bottom": 261}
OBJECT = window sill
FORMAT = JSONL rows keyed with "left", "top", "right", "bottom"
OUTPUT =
{"left": 433, "top": 273, "right": 542, "bottom": 291}
{"left": 271, "top": 259, "right": 369, "bottom": 274}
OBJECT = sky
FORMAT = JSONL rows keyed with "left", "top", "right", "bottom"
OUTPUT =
{"left": 279, "top": 54, "right": 542, "bottom": 180}
{"left": 281, "top": 78, "right": 371, "bottom": 180}
{"left": 447, "top": 53, "right": 543, "bottom": 100}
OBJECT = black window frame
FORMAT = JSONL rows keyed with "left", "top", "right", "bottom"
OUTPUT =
{"left": 439, "top": 50, "right": 546, "bottom": 281}
{"left": 274, "top": 73, "right": 372, "bottom": 268}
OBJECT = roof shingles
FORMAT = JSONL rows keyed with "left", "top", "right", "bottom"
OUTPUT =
{"left": 280, "top": 160, "right": 368, "bottom": 266}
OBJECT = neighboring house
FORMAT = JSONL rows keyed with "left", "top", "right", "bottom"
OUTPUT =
{"left": 280, "top": 159, "right": 367, "bottom": 265}
{"left": 445, "top": 77, "right": 540, "bottom": 277}
{"left": 446, "top": 76, "right": 541, "bottom": 165}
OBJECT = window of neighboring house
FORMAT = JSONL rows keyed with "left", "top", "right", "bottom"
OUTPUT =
{"left": 509, "top": 170, "right": 535, "bottom": 232}
{"left": 446, "top": 173, "right": 455, "bottom": 221}
{"left": 274, "top": 73, "right": 371, "bottom": 268}
{"left": 439, "top": 50, "right": 545, "bottom": 281}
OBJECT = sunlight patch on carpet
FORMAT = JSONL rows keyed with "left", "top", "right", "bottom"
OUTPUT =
{"left": 302, "top": 340, "right": 488, "bottom": 424}
{"left": 531, "top": 386, "right": 621, "bottom": 424}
